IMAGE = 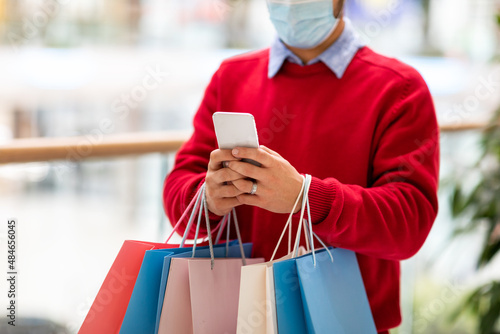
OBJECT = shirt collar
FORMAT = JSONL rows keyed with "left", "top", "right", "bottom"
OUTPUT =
{"left": 268, "top": 18, "right": 365, "bottom": 79}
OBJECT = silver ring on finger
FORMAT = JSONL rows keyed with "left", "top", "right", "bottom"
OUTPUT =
{"left": 249, "top": 181, "right": 258, "bottom": 195}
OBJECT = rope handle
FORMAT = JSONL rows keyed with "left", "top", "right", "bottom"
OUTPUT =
{"left": 166, "top": 182, "right": 225, "bottom": 247}
{"left": 197, "top": 186, "right": 247, "bottom": 269}
{"left": 166, "top": 181, "right": 247, "bottom": 269}
{"left": 165, "top": 183, "right": 204, "bottom": 244}
{"left": 270, "top": 174, "right": 334, "bottom": 264}
{"left": 270, "top": 175, "right": 306, "bottom": 261}
{"left": 302, "top": 178, "right": 334, "bottom": 265}
{"left": 165, "top": 177, "right": 329, "bottom": 268}
{"left": 292, "top": 174, "right": 312, "bottom": 258}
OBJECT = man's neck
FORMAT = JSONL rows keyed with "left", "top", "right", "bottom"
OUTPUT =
{"left": 285, "top": 18, "right": 345, "bottom": 64}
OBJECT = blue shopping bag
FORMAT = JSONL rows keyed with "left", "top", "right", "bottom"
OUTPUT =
{"left": 295, "top": 247, "right": 377, "bottom": 334}
{"left": 119, "top": 241, "right": 252, "bottom": 334}
{"left": 273, "top": 257, "right": 308, "bottom": 334}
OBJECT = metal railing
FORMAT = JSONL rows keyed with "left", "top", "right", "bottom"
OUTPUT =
{"left": 0, "top": 123, "right": 488, "bottom": 164}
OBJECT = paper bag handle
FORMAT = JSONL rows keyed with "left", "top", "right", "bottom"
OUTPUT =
{"left": 270, "top": 175, "right": 307, "bottom": 261}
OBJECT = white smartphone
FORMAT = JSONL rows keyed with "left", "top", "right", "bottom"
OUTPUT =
{"left": 213, "top": 112, "right": 259, "bottom": 149}
{"left": 213, "top": 112, "right": 261, "bottom": 166}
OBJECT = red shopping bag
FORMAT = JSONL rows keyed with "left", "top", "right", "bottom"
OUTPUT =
{"left": 79, "top": 240, "right": 179, "bottom": 334}
{"left": 79, "top": 185, "right": 208, "bottom": 334}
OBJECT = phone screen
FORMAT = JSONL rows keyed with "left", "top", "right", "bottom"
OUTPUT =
{"left": 213, "top": 112, "right": 261, "bottom": 166}
{"left": 213, "top": 112, "right": 259, "bottom": 149}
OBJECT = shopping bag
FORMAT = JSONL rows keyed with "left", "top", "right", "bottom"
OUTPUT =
{"left": 237, "top": 250, "right": 307, "bottom": 334}
{"left": 189, "top": 257, "right": 265, "bottom": 334}
{"left": 238, "top": 264, "right": 273, "bottom": 334}
{"left": 237, "top": 175, "right": 310, "bottom": 334}
{"left": 156, "top": 203, "right": 253, "bottom": 334}
{"left": 273, "top": 175, "right": 376, "bottom": 334}
{"left": 79, "top": 240, "right": 179, "bottom": 334}
{"left": 156, "top": 189, "right": 256, "bottom": 334}
{"left": 79, "top": 181, "right": 208, "bottom": 334}
{"left": 119, "top": 242, "right": 252, "bottom": 334}
{"left": 154, "top": 241, "right": 251, "bottom": 334}
{"left": 273, "top": 255, "right": 308, "bottom": 334}
{"left": 153, "top": 209, "right": 237, "bottom": 334}
{"left": 121, "top": 185, "right": 253, "bottom": 334}
{"left": 188, "top": 209, "right": 260, "bottom": 334}
{"left": 274, "top": 174, "right": 377, "bottom": 334}
{"left": 158, "top": 257, "right": 263, "bottom": 334}
{"left": 274, "top": 249, "right": 335, "bottom": 334}
{"left": 296, "top": 248, "right": 377, "bottom": 334}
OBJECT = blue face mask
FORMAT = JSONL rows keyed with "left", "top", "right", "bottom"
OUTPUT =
{"left": 267, "top": 0, "right": 339, "bottom": 49}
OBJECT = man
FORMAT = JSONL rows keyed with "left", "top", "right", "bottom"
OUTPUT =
{"left": 163, "top": 0, "right": 439, "bottom": 332}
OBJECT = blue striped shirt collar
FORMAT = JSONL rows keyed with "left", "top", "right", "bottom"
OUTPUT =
{"left": 268, "top": 18, "right": 365, "bottom": 79}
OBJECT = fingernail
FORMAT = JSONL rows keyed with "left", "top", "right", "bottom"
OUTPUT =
{"left": 232, "top": 148, "right": 239, "bottom": 156}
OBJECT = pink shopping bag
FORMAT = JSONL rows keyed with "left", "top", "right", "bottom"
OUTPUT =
{"left": 158, "top": 257, "right": 263, "bottom": 334}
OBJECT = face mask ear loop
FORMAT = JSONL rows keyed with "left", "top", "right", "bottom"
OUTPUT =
{"left": 314, "top": 9, "right": 340, "bottom": 47}
{"left": 335, "top": 0, "right": 345, "bottom": 20}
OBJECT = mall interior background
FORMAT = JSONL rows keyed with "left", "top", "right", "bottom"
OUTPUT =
{"left": 0, "top": 0, "right": 499, "bottom": 333}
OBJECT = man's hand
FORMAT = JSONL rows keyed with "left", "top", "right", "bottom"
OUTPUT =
{"left": 226, "top": 146, "right": 304, "bottom": 214}
{"left": 205, "top": 149, "right": 247, "bottom": 216}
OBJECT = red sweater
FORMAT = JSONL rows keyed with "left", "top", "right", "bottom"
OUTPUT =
{"left": 163, "top": 47, "right": 439, "bottom": 332}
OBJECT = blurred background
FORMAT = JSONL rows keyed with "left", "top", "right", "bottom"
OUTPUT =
{"left": 0, "top": 0, "right": 499, "bottom": 333}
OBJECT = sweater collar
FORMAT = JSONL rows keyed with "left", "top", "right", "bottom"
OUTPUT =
{"left": 268, "top": 18, "right": 365, "bottom": 79}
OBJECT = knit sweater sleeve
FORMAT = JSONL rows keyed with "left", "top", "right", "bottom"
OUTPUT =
{"left": 309, "top": 73, "right": 439, "bottom": 261}
{"left": 162, "top": 69, "right": 221, "bottom": 239}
